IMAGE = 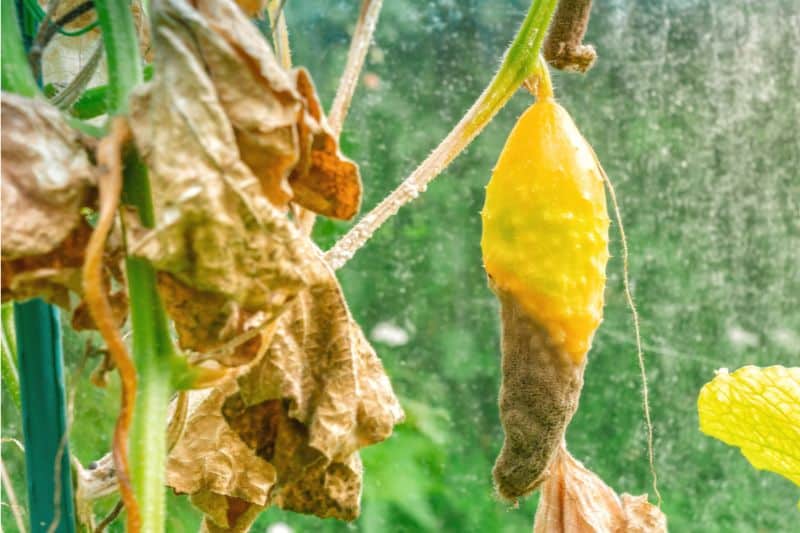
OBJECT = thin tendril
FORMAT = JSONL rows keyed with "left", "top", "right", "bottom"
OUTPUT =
{"left": 598, "top": 161, "right": 663, "bottom": 507}
{"left": 82, "top": 117, "right": 141, "bottom": 530}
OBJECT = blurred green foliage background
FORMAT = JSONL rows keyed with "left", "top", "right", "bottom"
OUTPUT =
{"left": 2, "top": 0, "right": 799, "bottom": 531}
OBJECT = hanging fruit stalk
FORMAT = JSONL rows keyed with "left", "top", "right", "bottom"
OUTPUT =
{"left": 481, "top": 62, "right": 610, "bottom": 501}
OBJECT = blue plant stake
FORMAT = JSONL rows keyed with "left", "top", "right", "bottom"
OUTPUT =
{"left": 14, "top": 301, "right": 76, "bottom": 533}
{"left": 6, "top": 1, "right": 77, "bottom": 531}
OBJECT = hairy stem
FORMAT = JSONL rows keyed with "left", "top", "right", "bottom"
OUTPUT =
{"left": 95, "top": 1, "right": 174, "bottom": 531}
{"left": 325, "top": 0, "right": 559, "bottom": 270}
{"left": 328, "top": 0, "right": 383, "bottom": 136}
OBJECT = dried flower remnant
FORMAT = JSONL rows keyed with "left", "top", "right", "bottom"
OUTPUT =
{"left": 533, "top": 447, "right": 667, "bottom": 532}
{"left": 490, "top": 285, "right": 586, "bottom": 501}
{"left": 543, "top": 0, "right": 597, "bottom": 73}
{"left": 481, "top": 70, "right": 609, "bottom": 501}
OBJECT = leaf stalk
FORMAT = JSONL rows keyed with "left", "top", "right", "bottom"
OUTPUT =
{"left": 325, "top": 0, "right": 559, "bottom": 270}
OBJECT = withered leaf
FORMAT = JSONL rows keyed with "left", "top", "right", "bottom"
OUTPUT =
{"left": 166, "top": 379, "right": 276, "bottom": 507}
{"left": 1, "top": 92, "right": 95, "bottom": 260}
{"left": 127, "top": 6, "right": 328, "bottom": 319}
{"left": 167, "top": 265, "right": 402, "bottom": 522}
{"left": 1, "top": 221, "right": 91, "bottom": 308}
{"left": 533, "top": 447, "right": 667, "bottom": 533}
{"left": 156, "top": 273, "right": 265, "bottom": 367}
{"left": 289, "top": 68, "right": 362, "bottom": 220}
{"left": 234, "top": 275, "right": 403, "bottom": 458}
{"left": 157, "top": 0, "right": 361, "bottom": 219}
{"left": 1, "top": 94, "right": 128, "bottom": 323}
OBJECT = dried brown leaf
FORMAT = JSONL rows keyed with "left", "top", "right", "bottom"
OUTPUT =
{"left": 234, "top": 269, "right": 403, "bottom": 459}
{"left": 156, "top": 273, "right": 265, "bottom": 367}
{"left": 289, "top": 68, "right": 361, "bottom": 220}
{"left": 166, "top": 379, "right": 276, "bottom": 505}
{"left": 1, "top": 95, "right": 128, "bottom": 326}
{"left": 166, "top": 265, "right": 402, "bottom": 521}
{"left": 157, "top": 0, "right": 361, "bottom": 219}
{"left": 533, "top": 447, "right": 667, "bottom": 533}
{"left": 127, "top": 6, "right": 327, "bottom": 320}
{"left": 1, "top": 92, "right": 95, "bottom": 260}
{"left": 1, "top": 221, "right": 91, "bottom": 308}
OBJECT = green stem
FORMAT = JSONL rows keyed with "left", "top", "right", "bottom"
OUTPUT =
{"left": 94, "top": 1, "right": 143, "bottom": 115}
{"left": 1, "top": 0, "right": 39, "bottom": 97}
{"left": 325, "top": 0, "right": 559, "bottom": 269}
{"left": 1, "top": 304, "right": 21, "bottom": 410}
{"left": 94, "top": 2, "right": 173, "bottom": 531}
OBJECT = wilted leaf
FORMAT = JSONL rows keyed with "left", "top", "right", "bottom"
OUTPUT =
{"left": 156, "top": 273, "right": 266, "bottom": 367}
{"left": 533, "top": 447, "right": 667, "bottom": 533}
{"left": 1, "top": 221, "right": 91, "bottom": 308}
{"left": 234, "top": 272, "right": 403, "bottom": 455}
{"left": 1, "top": 94, "right": 128, "bottom": 324}
{"left": 167, "top": 265, "right": 403, "bottom": 521}
{"left": 288, "top": 68, "right": 361, "bottom": 220}
{"left": 158, "top": 0, "right": 361, "bottom": 219}
{"left": 698, "top": 365, "right": 800, "bottom": 489}
{"left": 166, "top": 379, "right": 276, "bottom": 507}
{"left": 127, "top": 4, "right": 329, "bottom": 340}
{"left": 1, "top": 92, "right": 95, "bottom": 260}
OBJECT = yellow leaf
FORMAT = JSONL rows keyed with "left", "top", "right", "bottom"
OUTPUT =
{"left": 698, "top": 365, "right": 800, "bottom": 492}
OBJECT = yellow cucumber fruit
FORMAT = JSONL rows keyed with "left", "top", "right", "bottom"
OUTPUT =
{"left": 481, "top": 95, "right": 610, "bottom": 365}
